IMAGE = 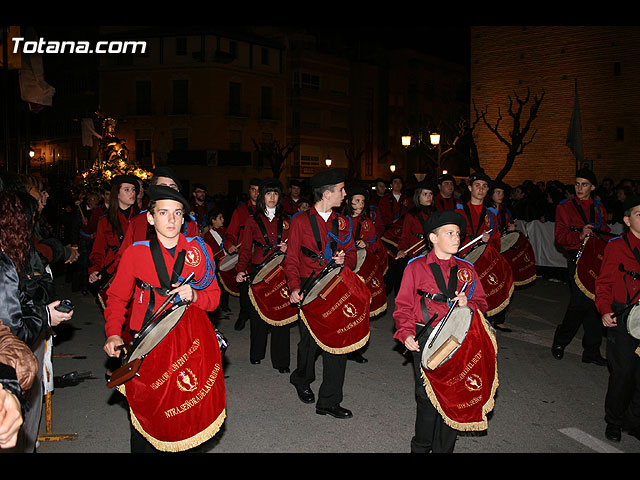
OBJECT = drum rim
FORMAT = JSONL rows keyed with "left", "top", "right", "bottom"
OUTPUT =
{"left": 301, "top": 264, "right": 341, "bottom": 307}
{"left": 125, "top": 302, "right": 188, "bottom": 363}
{"left": 421, "top": 306, "right": 473, "bottom": 370}
{"left": 218, "top": 252, "right": 239, "bottom": 271}
{"left": 251, "top": 251, "right": 285, "bottom": 285}
{"left": 463, "top": 242, "right": 487, "bottom": 262}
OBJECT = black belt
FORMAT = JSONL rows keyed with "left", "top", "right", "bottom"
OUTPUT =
{"left": 416, "top": 289, "right": 449, "bottom": 303}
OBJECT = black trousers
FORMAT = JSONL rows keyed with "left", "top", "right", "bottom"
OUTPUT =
{"left": 553, "top": 253, "right": 603, "bottom": 358}
{"left": 238, "top": 281, "right": 251, "bottom": 321}
{"left": 385, "top": 257, "right": 408, "bottom": 295}
{"left": 410, "top": 323, "right": 457, "bottom": 453}
{"left": 605, "top": 302, "right": 640, "bottom": 429}
{"left": 249, "top": 303, "right": 291, "bottom": 369}
{"left": 289, "top": 280, "right": 347, "bottom": 408}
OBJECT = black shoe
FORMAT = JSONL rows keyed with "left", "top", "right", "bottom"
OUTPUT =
{"left": 277, "top": 367, "right": 290, "bottom": 374}
{"left": 605, "top": 424, "right": 621, "bottom": 442}
{"left": 316, "top": 405, "right": 353, "bottom": 419}
{"left": 234, "top": 316, "right": 247, "bottom": 331}
{"left": 294, "top": 386, "right": 315, "bottom": 404}
{"left": 492, "top": 323, "right": 512, "bottom": 332}
{"left": 347, "top": 352, "right": 368, "bottom": 363}
{"left": 250, "top": 359, "right": 261, "bottom": 365}
{"left": 582, "top": 354, "right": 607, "bottom": 366}
{"left": 552, "top": 344, "right": 564, "bottom": 360}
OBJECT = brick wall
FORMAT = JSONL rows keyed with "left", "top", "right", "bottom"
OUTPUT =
{"left": 471, "top": 26, "right": 640, "bottom": 187}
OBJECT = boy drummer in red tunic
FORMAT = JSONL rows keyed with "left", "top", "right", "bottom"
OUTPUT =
{"left": 393, "top": 209, "right": 488, "bottom": 453}
{"left": 103, "top": 185, "right": 221, "bottom": 452}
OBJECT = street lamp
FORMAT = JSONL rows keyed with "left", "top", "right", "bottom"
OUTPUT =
{"left": 389, "top": 163, "right": 396, "bottom": 173}
{"left": 325, "top": 155, "right": 332, "bottom": 167}
{"left": 430, "top": 132, "right": 442, "bottom": 176}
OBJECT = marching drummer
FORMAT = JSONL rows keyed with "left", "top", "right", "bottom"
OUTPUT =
{"left": 226, "top": 178, "right": 261, "bottom": 331}
{"left": 393, "top": 209, "right": 488, "bottom": 453}
{"left": 285, "top": 169, "right": 357, "bottom": 419}
{"left": 552, "top": 167, "right": 609, "bottom": 365}
{"left": 103, "top": 185, "right": 221, "bottom": 452}
{"left": 595, "top": 195, "right": 640, "bottom": 443}
{"left": 235, "top": 178, "right": 291, "bottom": 373}
{"left": 396, "top": 180, "right": 437, "bottom": 260}
{"left": 434, "top": 173, "right": 457, "bottom": 211}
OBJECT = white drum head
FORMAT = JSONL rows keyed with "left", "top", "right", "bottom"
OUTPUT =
{"left": 500, "top": 231, "right": 520, "bottom": 253}
{"left": 627, "top": 304, "right": 640, "bottom": 340}
{"left": 219, "top": 253, "right": 239, "bottom": 272}
{"left": 302, "top": 267, "right": 341, "bottom": 305}
{"left": 421, "top": 306, "right": 473, "bottom": 370}
{"left": 463, "top": 244, "right": 487, "bottom": 264}
{"left": 252, "top": 254, "right": 285, "bottom": 285}
{"left": 354, "top": 249, "right": 367, "bottom": 274}
{"left": 127, "top": 303, "right": 188, "bottom": 361}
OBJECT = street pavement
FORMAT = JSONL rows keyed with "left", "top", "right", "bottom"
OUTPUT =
{"left": 34, "top": 274, "right": 640, "bottom": 454}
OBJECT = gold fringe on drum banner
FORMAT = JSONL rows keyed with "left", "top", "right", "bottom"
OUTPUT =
{"left": 420, "top": 311, "right": 499, "bottom": 432}
{"left": 574, "top": 272, "right": 595, "bottom": 301}
{"left": 485, "top": 282, "right": 514, "bottom": 317}
{"left": 248, "top": 287, "right": 298, "bottom": 326}
{"left": 513, "top": 274, "right": 536, "bottom": 287}
{"left": 218, "top": 274, "right": 240, "bottom": 297}
{"left": 357, "top": 273, "right": 387, "bottom": 318}
{"left": 299, "top": 310, "right": 370, "bottom": 354}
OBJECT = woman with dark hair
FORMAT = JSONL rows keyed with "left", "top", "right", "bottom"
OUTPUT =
{"left": 485, "top": 180, "right": 516, "bottom": 232}
{"left": 204, "top": 207, "right": 231, "bottom": 314}
{"left": 235, "top": 178, "right": 291, "bottom": 372}
{"left": 396, "top": 180, "right": 437, "bottom": 260}
{"left": 0, "top": 190, "right": 71, "bottom": 452}
{"left": 88, "top": 174, "right": 139, "bottom": 287}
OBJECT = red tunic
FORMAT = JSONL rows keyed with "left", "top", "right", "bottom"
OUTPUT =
{"left": 88, "top": 209, "right": 136, "bottom": 275}
{"left": 398, "top": 209, "right": 431, "bottom": 256}
{"left": 555, "top": 197, "right": 609, "bottom": 252}
{"left": 434, "top": 193, "right": 456, "bottom": 211}
{"left": 393, "top": 250, "right": 488, "bottom": 344}
{"left": 368, "top": 205, "right": 385, "bottom": 238}
{"left": 285, "top": 207, "right": 356, "bottom": 292}
{"left": 378, "top": 193, "right": 412, "bottom": 228}
{"left": 237, "top": 213, "right": 290, "bottom": 272}
{"left": 282, "top": 196, "right": 300, "bottom": 216}
{"left": 595, "top": 232, "right": 640, "bottom": 316}
{"left": 104, "top": 234, "right": 220, "bottom": 338}
{"left": 351, "top": 215, "right": 377, "bottom": 253}
{"left": 225, "top": 201, "right": 257, "bottom": 248}
{"left": 116, "top": 210, "right": 199, "bottom": 265}
{"left": 204, "top": 226, "right": 226, "bottom": 258}
{"left": 455, "top": 201, "right": 501, "bottom": 254}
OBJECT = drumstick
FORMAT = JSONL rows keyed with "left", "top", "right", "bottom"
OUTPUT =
{"left": 427, "top": 282, "right": 469, "bottom": 349}
{"left": 405, "top": 238, "right": 426, "bottom": 255}
{"left": 459, "top": 229, "right": 493, "bottom": 253}
{"left": 137, "top": 272, "right": 195, "bottom": 335}
{"left": 569, "top": 226, "right": 617, "bottom": 237}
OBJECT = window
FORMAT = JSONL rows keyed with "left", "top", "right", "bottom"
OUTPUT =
{"left": 173, "top": 79, "right": 188, "bottom": 114}
{"left": 261, "top": 47, "right": 269, "bottom": 65}
{"left": 614, "top": 62, "right": 621, "bottom": 76}
{"left": 616, "top": 126, "right": 624, "bottom": 141}
{"left": 301, "top": 72, "right": 320, "bottom": 91}
{"left": 172, "top": 128, "right": 188, "bottom": 151}
{"left": 176, "top": 38, "right": 187, "bottom": 56}
{"left": 300, "top": 155, "right": 319, "bottom": 167}
{"left": 261, "top": 86, "right": 273, "bottom": 118}
{"left": 229, "top": 130, "right": 242, "bottom": 151}
{"left": 135, "top": 81, "right": 151, "bottom": 115}
{"left": 229, "top": 82, "right": 242, "bottom": 115}
{"left": 135, "top": 139, "right": 152, "bottom": 168}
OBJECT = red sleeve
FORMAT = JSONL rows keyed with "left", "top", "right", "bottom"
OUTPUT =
{"left": 236, "top": 218, "right": 255, "bottom": 273}
{"left": 89, "top": 217, "right": 109, "bottom": 274}
{"left": 225, "top": 206, "right": 245, "bottom": 247}
{"left": 285, "top": 214, "right": 304, "bottom": 292}
{"left": 554, "top": 201, "right": 582, "bottom": 251}
{"left": 104, "top": 247, "right": 138, "bottom": 338}
{"left": 392, "top": 260, "right": 422, "bottom": 344}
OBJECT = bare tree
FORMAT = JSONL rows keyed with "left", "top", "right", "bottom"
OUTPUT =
{"left": 252, "top": 138, "right": 298, "bottom": 180}
{"left": 344, "top": 145, "right": 364, "bottom": 184}
{"left": 474, "top": 87, "right": 545, "bottom": 181}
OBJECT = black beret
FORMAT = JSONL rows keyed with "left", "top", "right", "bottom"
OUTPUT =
{"left": 310, "top": 169, "right": 345, "bottom": 189}
{"left": 192, "top": 183, "right": 207, "bottom": 191}
{"left": 415, "top": 180, "right": 436, "bottom": 193}
{"left": 153, "top": 166, "right": 182, "bottom": 192}
{"left": 424, "top": 209, "right": 467, "bottom": 235}
{"left": 290, "top": 179, "right": 304, "bottom": 188}
{"left": 147, "top": 185, "right": 190, "bottom": 211}
{"left": 469, "top": 171, "right": 492, "bottom": 185}
{"left": 249, "top": 178, "right": 262, "bottom": 188}
{"left": 374, "top": 177, "right": 387, "bottom": 185}
{"left": 575, "top": 168, "right": 597, "bottom": 186}
{"left": 490, "top": 179, "right": 510, "bottom": 191}
{"left": 259, "top": 177, "right": 283, "bottom": 193}
{"left": 111, "top": 174, "right": 140, "bottom": 192}
{"left": 346, "top": 184, "right": 369, "bottom": 198}
{"left": 623, "top": 195, "right": 640, "bottom": 214}
{"left": 437, "top": 173, "right": 455, "bottom": 184}
{"left": 390, "top": 174, "right": 404, "bottom": 184}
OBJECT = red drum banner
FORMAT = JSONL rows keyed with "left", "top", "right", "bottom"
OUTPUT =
{"left": 574, "top": 235, "right": 606, "bottom": 300}
{"left": 217, "top": 268, "right": 240, "bottom": 297}
{"left": 300, "top": 266, "right": 371, "bottom": 354}
{"left": 249, "top": 262, "right": 298, "bottom": 326}
{"left": 354, "top": 249, "right": 387, "bottom": 317}
{"left": 119, "top": 305, "right": 226, "bottom": 452}
{"left": 421, "top": 309, "right": 498, "bottom": 431}
{"left": 500, "top": 233, "right": 537, "bottom": 286}
{"left": 471, "top": 244, "right": 514, "bottom": 316}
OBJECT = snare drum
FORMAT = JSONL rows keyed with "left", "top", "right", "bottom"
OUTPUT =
{"left": 354, "top": 249, "right": 387, "bottom": 317}
{"left": 421, "top": 306, "right": 473, "bottom": 371}
{"left": 464, "top": 243, "right": 514, "bottom": 316}
{"left": 248, "top": 252, "right": 298, "bottom": 326}
{"left": 218, "top": 252, "right": 239, "bottom": 272}
{"left": 627, "top": 303, "right": 640, "bottom": 340}
{"left": 499, "top": 231, "right": 520, "bottom": 253}
{"left": 299, "top": 265, "right": 371, "bottom": 354}
{"left": 574, "top": 235, "right": 607, "bottom": 300}
{"left": 462, "top": 243, "right": 487, "bottom": 264}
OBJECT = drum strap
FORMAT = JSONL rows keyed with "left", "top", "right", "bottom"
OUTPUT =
{"left": 571, "top": 198, "right": 596, "bottom": 226}
{"left": 307, "top": 211, "right": 339, "bottom": 263}
{"left": 254, "top": 214, "right": 284, "bottom": 257}
{"left": 428, "top": 262, "right": 459, "bottom": 302}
